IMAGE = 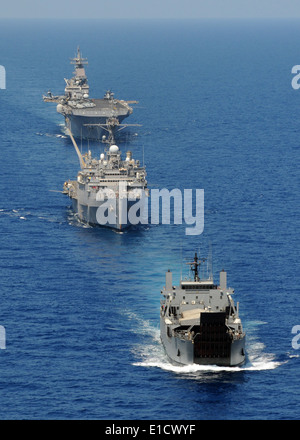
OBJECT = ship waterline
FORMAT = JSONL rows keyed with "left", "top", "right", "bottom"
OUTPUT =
{"left": 160, "top": 317, "right": 246, "bottom": 366}
{"left": 68, "top": 185, "right": 148, "bottom": 230}
{"left": 43, "top": 47, "right": 136, "bottom": 140}
{"left": 63, "top": 113, "right": 130, "bottom": 140}
{"left": 160, "top": 254, "right": 246, "bottom": 367}
{"left": 63, "top": 127, "right": 148, "bottom": 231}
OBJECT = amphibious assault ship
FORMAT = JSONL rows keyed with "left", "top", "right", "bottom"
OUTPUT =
{"left": 43, "top": 47, "right": 137, "bottom": 140}
{"left": 63, "top": 128, "right": 148, "bottom": 230}
{"left": 160, "top": 253, "right": 246, "bottom": 366}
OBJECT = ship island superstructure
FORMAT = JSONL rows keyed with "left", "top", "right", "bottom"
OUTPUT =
{"left": 160, "top": 253, "right": 246, "bottom": 366}
{"left": 63, "top": 129, "right": 148, "bottom": 230}
{"left": 43, "top": 47, "right": 137, "bottom": 140}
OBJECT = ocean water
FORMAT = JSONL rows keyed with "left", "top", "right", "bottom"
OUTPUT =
{"left": 0, "top": 19, "right": 299, "bottom": 420}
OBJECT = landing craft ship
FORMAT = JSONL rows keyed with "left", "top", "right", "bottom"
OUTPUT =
{"left": 160, "top": 253, "right": 246, "bottom": 366}
{"left": 63, "top": 127, "right": 148, "bottom": 230}
{"left": 43, "top": 47, "right": 137, "bottom": 140}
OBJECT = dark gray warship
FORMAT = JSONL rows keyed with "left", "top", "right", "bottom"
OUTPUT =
{"left": 43, "top": 47, "right": 137, "bottom": 140}
{"left": 160, "top": 253, "right": 246, "bottom": 367}
{"left": 63, "top": 128, "right": 148, "bottom": 230}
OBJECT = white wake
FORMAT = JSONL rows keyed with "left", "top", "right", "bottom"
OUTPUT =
{"left": 127, "top": 313, "right": 284, "bottom": 374}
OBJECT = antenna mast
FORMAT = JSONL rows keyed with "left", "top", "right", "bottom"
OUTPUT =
{"left": 187, "top": 252, "right": 206, "bottom": 282}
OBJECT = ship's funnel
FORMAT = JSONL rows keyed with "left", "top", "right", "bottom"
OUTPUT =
{"left": 220, "top": 270, "right": 227, "bottom": 290}
{"left": 166, "top": 270, "right": 172, "bottom": 291}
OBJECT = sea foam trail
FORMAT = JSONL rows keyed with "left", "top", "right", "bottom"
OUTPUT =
{"left": 0, "top": 208, "right": 63, "bottom": 225}
{"left": 128, "top": 313, "right": 284, "bottom": 374}
{"left": 36, "top": 132, "right": 67, "bottom": 138}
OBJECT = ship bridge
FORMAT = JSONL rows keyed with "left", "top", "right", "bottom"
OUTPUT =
{"left": 180, "top": 280, "right": 218, "bottom": 290}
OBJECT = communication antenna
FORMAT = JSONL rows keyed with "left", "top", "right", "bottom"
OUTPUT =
{"left": 186, "top": 252, "right": 206, "bottom": 282}
{"left": 143, "top": 144, "right": 145, "bottom": 168}
{"left": 180, "top": 239, "right": 183, "bottom": 281}
{"left": 207, "top": 242, "right": 213, "bottom": 280}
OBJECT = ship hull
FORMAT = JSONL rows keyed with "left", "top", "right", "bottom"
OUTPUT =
{"left": 71, "top": 197, "right": 145, "bottom": 230}
{"left": 160, "top": 317, "right": 246, "bottom": 367}
{"left": 64, "top": 114, "right": 130, "bottom": 140}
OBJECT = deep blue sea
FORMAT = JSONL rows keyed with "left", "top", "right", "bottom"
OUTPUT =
{"left": 0, "top": 19, "right": 299, "bottom": 420}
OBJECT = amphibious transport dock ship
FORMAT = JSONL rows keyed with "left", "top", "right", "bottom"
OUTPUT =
{"left": 160, "top": 253, "right": 246, "bottom": 366}
{"left": 43, "top": 47, "right": 137, "bottom": 140}
{"left": 63, "top": 129, "right": 148, "bottom": 230}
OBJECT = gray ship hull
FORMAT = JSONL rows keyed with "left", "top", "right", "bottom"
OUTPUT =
{"left": 44, "top": 48, "right": 136, "bottom": 140}
{"left": 160, "top": 317, "right": 246, "bottom": 367}
{"left": 65, "top": 113, "right": 129, "bottom": 140}
{"left": 71, "top": 197, "right": 142, "bottom": 230}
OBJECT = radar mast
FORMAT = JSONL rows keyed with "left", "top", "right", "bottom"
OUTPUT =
{"left": 70, "top": 46, "right": 88, "bottom": 68}
{"left": 186, "top": 253, "right": 206, "bottom": 282}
